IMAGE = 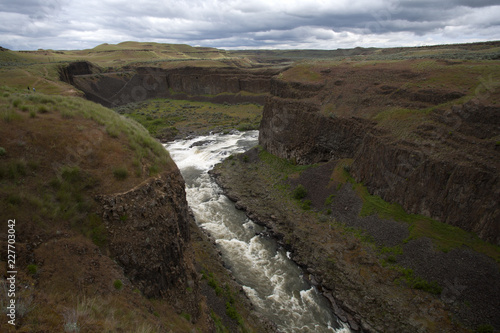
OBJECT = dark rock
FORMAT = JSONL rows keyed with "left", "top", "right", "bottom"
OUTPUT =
{"left": 96, "top": 169, "right": 202, "bottom": 319}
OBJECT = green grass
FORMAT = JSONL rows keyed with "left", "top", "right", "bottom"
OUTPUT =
{"left": 258, "top": 148, "right": 314, "bottom": 177}
{"left": 0, "top": 86, "right": 174, "bottom": 246}
{"left": 115, "top": 98, "right": 263, "bottom": 138}
{"left": 281, "top": 63, "right": 323, "bottom": 83}
{"left": 292, "top": 184, "right": 307, "bottom": 199}
{"left": 202, "top": 270, "right": 224, "bottom": 296}
{"left": 331, "top": 162, "right": 500, "bottom": 262}
{"left": 201, "top": 270, "right": 248, "bottom": 331}
{"left": 27, "top": 264, "right": 38, "bottom": 275}
{"left": 113, "top": 167, "right": 129, "bottom": 180}
{"left": 1, "top": 86, "right": 172, "bottom": 176}
{"left": 113, "top": 279, "right": 123, "bottom": 290}
{"left": 210, "top": 311, "right": 230, "bottom": 333}
{"left": 396, "top": 267, "right": 442, "bottom": 295}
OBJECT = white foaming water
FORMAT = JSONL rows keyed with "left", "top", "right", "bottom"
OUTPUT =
{"left": 165, "top": 131, "right": 350, "bottom": 333}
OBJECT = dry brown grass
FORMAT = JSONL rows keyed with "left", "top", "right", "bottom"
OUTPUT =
{"left": 0, "top": 86, "right": 208, "bottom": 332}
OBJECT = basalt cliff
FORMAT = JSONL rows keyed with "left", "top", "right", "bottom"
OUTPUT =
{"left": 260, "top": 61, "right": 500, "bottom": 245}
{"left": 211, "top": 59, "right": 500, "bottom": 332}
{"left": 59, "top": 61, "right": 279, "bottom": 107}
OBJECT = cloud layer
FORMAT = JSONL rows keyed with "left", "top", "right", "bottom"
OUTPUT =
{"left": 1, "top": 0, "right": 499, "bottom": 50}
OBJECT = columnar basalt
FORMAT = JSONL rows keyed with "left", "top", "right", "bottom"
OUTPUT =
{"left": 96, "top": 169, "right": 201, "bottom": 318}
{"left": 61, "top": 63, "right": 279, "bottom": 107}
{"left": 259, "top": 67, "right": 500, "bottom": 244}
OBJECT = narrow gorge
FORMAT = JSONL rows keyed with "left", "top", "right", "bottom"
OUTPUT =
{"left": 57, "top": 55, "right": 500, "bottom": 332}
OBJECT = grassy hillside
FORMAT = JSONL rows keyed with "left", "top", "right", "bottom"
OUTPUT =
{"left": 278, "top": 58, "right": 500, "bottom": 146}
{"left": 0, "top": 85, "right": 268, "bottom": 332}
{"left": 0, "top": 86, "right": 204, "bottom": 332}
{"left": 0, "top": 42, "right": 243, "bottom": 96}
{"left": 115, "top": 98, "right": 263, "bottom": 140}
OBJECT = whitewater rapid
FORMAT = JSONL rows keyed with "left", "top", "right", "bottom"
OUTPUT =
{"left": 165, "top": 131, "right": 350, "bottom": 333}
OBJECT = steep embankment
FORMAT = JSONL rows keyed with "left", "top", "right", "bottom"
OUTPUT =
{"left": 210, "top": 59, "right": 500, "bottom": 332}
{"left": 0, "top": 87, "right": 269, "bottom": 332}
{"left": 260, "top": 60, "right": 500, "bottom": 244}
{"left": 211, "top": 149, "right": 482, "bottom": 333}
{"left": 212, "top": 59, "right": 500, "bottom": 329}
{"left": 60, "top": 62, "right": 279, "bottom": 107}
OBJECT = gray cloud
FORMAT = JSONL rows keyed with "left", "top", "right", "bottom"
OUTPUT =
{"left": 0, "top": 0, "right": 499, "bottom": 50}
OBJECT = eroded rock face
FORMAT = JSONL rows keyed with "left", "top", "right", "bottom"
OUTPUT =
{"left": 259, "top": 76, "right": 500, "bottom": 244}
{"left": 96, "top": 169, "right": 201, "bottom": 317}
{"left": 351, "top": 132, "right": 500, "bottom": 244}
{"left": 259, "top": 97, "right": 370, "bottom": 164}
{"left": 61, "top": 63, "right": 279, "bottom": 107}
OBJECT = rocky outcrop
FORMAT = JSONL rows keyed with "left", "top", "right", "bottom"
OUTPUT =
{"left": 58, "top": 61, "right": 101, "bottom": 85}
{"left": 259, "top": 72, "right": 500, "bottom": 244}
{"left": 61, "top": 63, "right": 279, "bottom": 107}
{"left": 95, "top": 168, "right": 201, "bottom": 318}
{"left": 259, "top": 97, "right": 372, "bottom": 164}
{"left": 352, "top": 129, "right": 500, "bottom": 243}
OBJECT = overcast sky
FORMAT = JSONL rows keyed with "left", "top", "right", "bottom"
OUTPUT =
{"left": 1, "top": 0, "right": 499, "bottom": 51}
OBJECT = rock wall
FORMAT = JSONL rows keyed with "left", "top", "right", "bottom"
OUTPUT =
{"left": 351, "top": 131, "right": 500, "bottom": 243}
{"left": 259, "top": 78, "right": 500, "bottom": 244}
{"left": 259, "top": 97, "right": 371, "bottom": 164}
{"left": 95, "top": 168, "right": 201, "bottom": 318}
{"left": 61, "top": 62, "right": 278, "bottom": 107}
{"left": 58, "top": 61, "right": 101, "bottom": 85}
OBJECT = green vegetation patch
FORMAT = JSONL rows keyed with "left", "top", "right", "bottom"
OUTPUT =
{"left": 113, "top": 166, "right": 129, "bottom": 180}
{"left": 211, "top": 311, "right": 230, "bottom": 333}
{"left": 258, "top": 148, "right": 314, "bottom": 178}
{"left": 115, "top": 98, "right": 263, "bottom": 139}
{"left": 331, "top": 161, "right": 500, "bottom": 262}
{"left": 113, "top": 279, "right": 123, "bottom": 290}
{"left": 281, "top": 64, "right": 323, "bottom": 83}
{"left": 0, "top": 86, "right": 172, "bottom": 176}
{"left": 396, "top": 267, "right": 442, "bottom": 295}
{"left": 292, "top": 184, "right": 307, "bottom": 199}
{"left": 201, "top": 270, "right": 248, "bottom": 331}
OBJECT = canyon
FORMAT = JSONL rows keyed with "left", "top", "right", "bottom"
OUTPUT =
{"left": 2, "top": 42, "right": 498, "bottom": 332}
{"left": 259, "top": 62, "right": 499, "bottom": 245}
{"left": 61, "top": 57, "right": 500, "bottom": 245}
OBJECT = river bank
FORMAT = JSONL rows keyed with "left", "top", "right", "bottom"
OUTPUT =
{"left": 210, "top": 146, "right": 500, "bottom": 333}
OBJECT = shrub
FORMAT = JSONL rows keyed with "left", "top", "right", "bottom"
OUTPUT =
{"left": 86, "top": 214, "right": 107, "bottom": 247}
{"left": 37, "top": 105, "right": 49, "bottom": 113}
{"left": 387, "top": 255, "right": 397, "bottom": 264}
{"left": 0, "top": 147, "right": 6, "bottom": 156}
{"left": 301, "top": 199, "right": 312, "bottom": 210}
{"left": 113, "top": 167, "right": 128, "bottom": 180}
{"left": 292, "top": 184, "right": 307, "bottom": 200}
{"left": 113, "top": 279, "right": 123, "bottom": 290}
{"left": 27, "top": 264, "right": 38, "bottom": 275}
{"left": 324, "top": 194, "right": 335, "bottom": 205}
{"left": 61, "top": 166, "right": 82, "bottom": 183}
{"left": 12, "top": 99, "right": 21, "bottom": 108}
{"left": 225, "top": 301, "right": 239, "bottom": 320}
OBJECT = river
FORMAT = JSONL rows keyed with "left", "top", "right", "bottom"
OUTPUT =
{"left": 165, "top": 131, "right": 350, "bottom": 333}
